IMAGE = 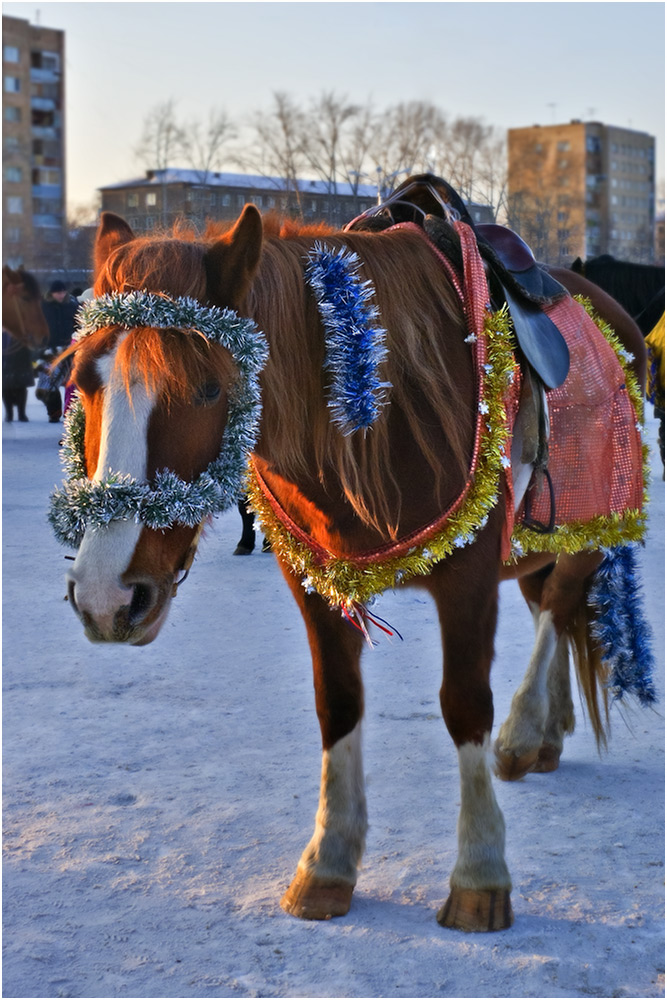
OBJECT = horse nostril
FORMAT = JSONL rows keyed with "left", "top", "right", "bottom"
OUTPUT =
{"left": 67, "top": 579, "right": 79, "bottom": 616}
{"left": 128, "top": 582, "right": 155, "bottom": 624}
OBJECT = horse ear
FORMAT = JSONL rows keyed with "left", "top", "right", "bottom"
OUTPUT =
{"left": 571, "top": 257, "right": 584, "bottom": 274}
{"left": 204, "top": 204, "right": 263, "bottom": 309}
{"left": 2, "top": 265, "right": 22, "bottom": 294}
{"left": 94, "top": 212, "right": 135, "bottom": 277}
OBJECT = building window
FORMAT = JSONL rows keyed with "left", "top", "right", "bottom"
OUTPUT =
{"left": 4, "top": 105, "right": 21, "bottom": 123}
{"left": 146, "top": 192, "right": 157, "bottom": 207}
{"left": 127, "top": 193, "right": 139, "bottom": 208}
{"left": 4, "top": 76, "right": 20, "bottom": 93}
{"left": 7, "top": 196, "right": 23, "bottom": 214}
{"left": 4, "top": 166, "right": 22, "bottom": 182}
{"left": 5, "top": 227, "right": 20, "bottom": 243}
{"left": 4, "top": 45, "right": 20, "bottom": 63}
{"left": 222, "top": 194, "right": 231, "bottom": 206}
{"left": 31, "top": 50, "right": 60, "bottom": 72}
{"left": 556, "top": 141, "right": 570, "bottom": 152}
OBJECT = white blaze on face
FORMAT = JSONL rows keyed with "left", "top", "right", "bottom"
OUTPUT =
{"left": 68, "top": 334, "right": 158, "bottom": 619}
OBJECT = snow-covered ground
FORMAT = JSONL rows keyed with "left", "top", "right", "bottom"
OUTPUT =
{"left": 3, "top": 393, "right": 664, "bottom": 1000}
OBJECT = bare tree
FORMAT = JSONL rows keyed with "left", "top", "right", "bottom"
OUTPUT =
{"left": 340, "top": 100, "right": 380, "bottom": 199}
{"left": 135, "top": 99, "right": 185, "bottom": 172}
{"left": 367, "top": 101, "right": 446, "bottom": 197}
{"left": 182, "top": 108, "right": 237, "bottom": 185}
{"left": 239, "top": 92, "right": 308, "bottom": 215}
{"left": 134, "top": 99, "right": 186, "bottom": 226}
{"left": 301, "top": 92, "right": 361, "bottom": 223}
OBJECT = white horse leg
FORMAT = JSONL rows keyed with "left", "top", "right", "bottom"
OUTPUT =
{"left": 494, "top": 604, "right": 558, "bottom": 780}
{"left": 534, "top": 633, "right": 575, "bottom": 772}
{"left": 438, "top": 737, "right": 513, "bottom": 931}
{"left": 281, "top": 721, "right": 367, "bottom": 919}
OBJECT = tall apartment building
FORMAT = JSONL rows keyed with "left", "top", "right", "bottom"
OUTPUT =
{"left": 2, "top": 14, "right": 66, "bottom": 272}
{"left": 508, "top": 120, "right": 656, "bottom": 265}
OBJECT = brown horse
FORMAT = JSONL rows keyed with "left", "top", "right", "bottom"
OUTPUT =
{"left": 56, "top": 207, "right": 645, "bottom": 933}
{"left": 2, "top": 265, "right": 49, "bottom": 345}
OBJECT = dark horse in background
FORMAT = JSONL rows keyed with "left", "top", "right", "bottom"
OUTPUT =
{"left": 572, "top": 253, "right": 664, "bottom": 335}
{"left": 56, "top": 184, "right": 647, "bottom": 933}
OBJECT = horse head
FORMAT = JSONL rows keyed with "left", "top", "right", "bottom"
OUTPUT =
{"left": 2, "top": 265, "right": 49, "bottom": 346}
{"left": 59, "top": 208, "right": 266, "bottom": 645}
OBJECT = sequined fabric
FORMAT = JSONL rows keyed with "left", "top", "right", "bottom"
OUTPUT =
{"left": 516, "top": 295, "right": 644, "bottom": 528}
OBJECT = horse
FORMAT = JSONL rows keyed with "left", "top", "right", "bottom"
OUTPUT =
{"left": 2, "top": 265, "right": 49, "bottom": 345}
{"left": 571, "top": 254, "right": 665, "bottom": 336}
{"left": 52, "top": 204, "right": 648, "bottom": 933}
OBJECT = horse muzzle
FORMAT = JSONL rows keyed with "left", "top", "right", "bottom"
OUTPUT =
{"left": 67, "top": 571, "right": 174, "bottom": 645}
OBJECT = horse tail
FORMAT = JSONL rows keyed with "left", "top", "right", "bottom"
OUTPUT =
{"left": 566, "top": 544, "right": 657, "bottom": 750}
{"left": 565, "top": 596, "right": 610, "bottom": 751}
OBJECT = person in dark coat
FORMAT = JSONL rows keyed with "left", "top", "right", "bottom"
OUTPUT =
{"left": 2, "top": 329, "right": 35, "bottom": 422}
{"left": 38, "top": 281, "right": 79, "bottom": 421}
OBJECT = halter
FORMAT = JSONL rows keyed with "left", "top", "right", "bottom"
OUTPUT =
{"left": 49, "top": 290, "right": 269, "bottom": 547}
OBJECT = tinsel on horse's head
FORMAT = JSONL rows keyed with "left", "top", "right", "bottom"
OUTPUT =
{"left": 48, "top": 291, "right": 269, "bottom": 547}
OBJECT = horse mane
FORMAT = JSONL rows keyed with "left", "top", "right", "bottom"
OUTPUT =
{"left": 18, "top": 269, "right": 41, "bottom": 299}
{"left": 78, "top": 214, "right": 472, "bottom": 536}
{"left": 249, "top": 226, "right": 471, "bottom": 536}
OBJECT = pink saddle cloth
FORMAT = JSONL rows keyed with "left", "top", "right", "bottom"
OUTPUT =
{"left": 514, "top": 295, "right": 644, "bottom": 533}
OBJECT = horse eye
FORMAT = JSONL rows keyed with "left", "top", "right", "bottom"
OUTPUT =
{"left": 194, "top": 381, "right": 221, "bottom": 405}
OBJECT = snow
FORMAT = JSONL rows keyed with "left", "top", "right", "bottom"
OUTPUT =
{"left": 3, "top": 394, "right": 664, "bottom": 1000}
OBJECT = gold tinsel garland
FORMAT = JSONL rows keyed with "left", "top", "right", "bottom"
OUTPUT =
{"left": 248, "top": 296, "right": 649, "bottom": 609}
{"left": 246, "top": 306, "right": 516, "bottom": 610}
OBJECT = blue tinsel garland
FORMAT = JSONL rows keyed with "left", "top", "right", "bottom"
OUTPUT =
{"left": 306, "top": 242, "right": 391, "bottom": 435}
{"left": 588, "top": 545, "right": 657, "bottom": 705}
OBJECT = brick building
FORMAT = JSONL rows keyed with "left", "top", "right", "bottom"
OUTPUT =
{"left": 99, "top": 168, "right": 496, "bottom": 234}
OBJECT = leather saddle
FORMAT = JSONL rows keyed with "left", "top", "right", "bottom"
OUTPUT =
{"left": 346, "top": 173, "right": 571, "bottom": 391}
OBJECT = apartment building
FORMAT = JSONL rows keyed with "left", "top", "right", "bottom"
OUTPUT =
{"left": 2, "top": 14, "right": 66, "bottom": 272}
{"left": 508, "top": 120, "right": 656, "bottom": 264}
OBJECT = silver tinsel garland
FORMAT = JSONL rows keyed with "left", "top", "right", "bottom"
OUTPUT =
{"left": 49, "top": 291, "right": 268, "bottom": 547}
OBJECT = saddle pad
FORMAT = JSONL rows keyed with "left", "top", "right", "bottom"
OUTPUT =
{"left": 512, "top": 295, "right": 645, "bottom": 546}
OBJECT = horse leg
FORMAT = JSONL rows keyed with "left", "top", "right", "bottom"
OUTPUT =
{"left": 533, "top": 631, "right": 575, "bottom": 772}
{"left": 233, "top": 496, "right": 256, "bottom": 554}
{"left": 426, "top": 548, "right": 513, "bottom": 932}
{"left": 278, "top": 565, "right": 367, "bottom": 920}
{"left": 495, "top": 553, "right": 601, "bottom": 780}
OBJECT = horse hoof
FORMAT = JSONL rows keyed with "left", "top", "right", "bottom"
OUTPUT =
{"left": 493, "top": 741, "right": 539, "bottom": 781}
{"left": 233, "top": 543, "right": 254, "bottom": 555}
{"left": 532, "top": 743, "right": 561, "bottom": 772}
{"left": 280, "top": 873, "right": 354, "bottom": 920}
{"left": 437, "top": 887, "right": 513, "bottom": 932}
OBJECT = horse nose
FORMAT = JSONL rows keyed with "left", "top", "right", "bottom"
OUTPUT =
{"left": 125, "top": 578, "right": 159, "bottom": 625}
{"left": 67, "top": 570, "right": 158, "bottom": 641}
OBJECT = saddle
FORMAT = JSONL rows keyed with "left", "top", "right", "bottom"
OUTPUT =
{"left": 346, "top": 173, "right": 571, "bottom": 531}
{"left": 346, "top": 173, "right": 571, "bottom": 391}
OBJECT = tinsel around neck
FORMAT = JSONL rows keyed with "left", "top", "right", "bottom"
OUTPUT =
{"left": 49, "top": 290, "right": 269, "bottom": 547}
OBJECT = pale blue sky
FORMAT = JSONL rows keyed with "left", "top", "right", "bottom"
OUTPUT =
{"left": 3, "top": 0, "right": 665, "bottom": 213}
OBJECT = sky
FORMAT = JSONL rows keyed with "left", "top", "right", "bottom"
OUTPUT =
{"left": 3, "top": 0, "right": 665, "bottom": 215}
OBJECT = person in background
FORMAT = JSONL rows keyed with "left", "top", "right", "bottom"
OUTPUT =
{"left": 38, "top": 280, "right": 80, "bottom": 421}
